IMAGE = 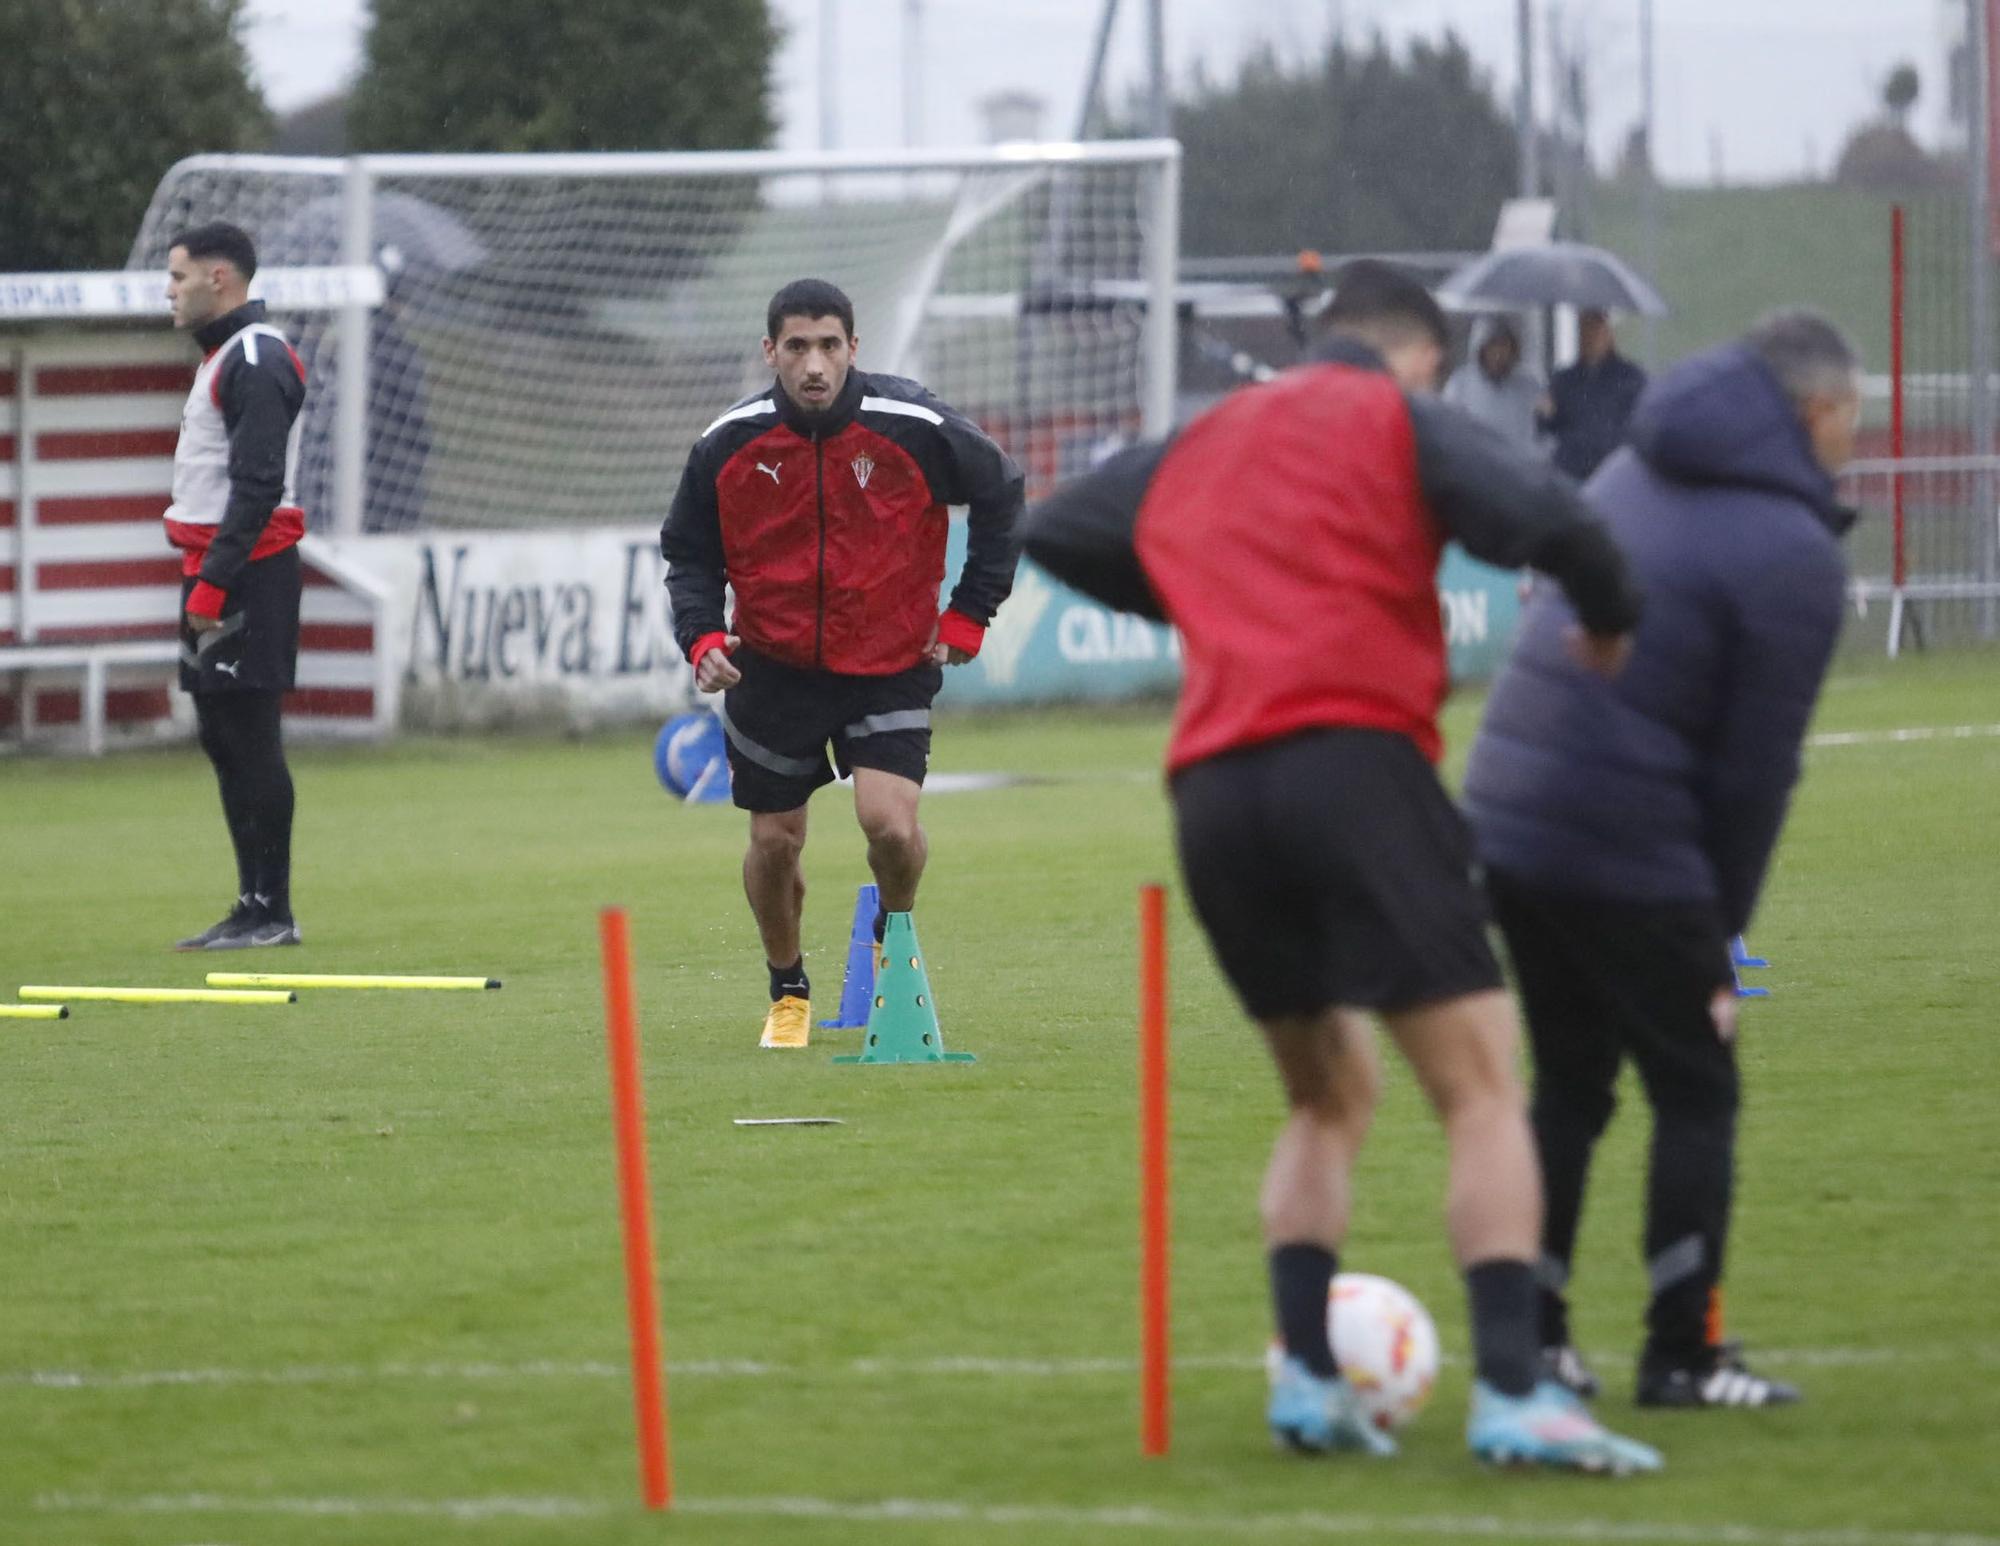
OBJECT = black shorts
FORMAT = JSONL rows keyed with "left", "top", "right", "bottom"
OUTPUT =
{"left": 178, "top": 546, "right": 301, "bottom": 695}
{"left": 1170, "top": 728, "right": 1503, "bottom": 1018}
{"left": 719, "top": 646, "right": 943, "bottom": 813}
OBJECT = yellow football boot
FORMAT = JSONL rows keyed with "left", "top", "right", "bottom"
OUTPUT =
{"left": 758, "top": 993, "right": 812, "bottom": 1049}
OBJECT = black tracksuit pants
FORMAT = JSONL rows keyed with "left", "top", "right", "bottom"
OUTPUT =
{"left": 193, "top": 689, "right": 294, "bottom": 919}
{"left": 1485, "top": 869, "right": 1740, "bottom": 1368}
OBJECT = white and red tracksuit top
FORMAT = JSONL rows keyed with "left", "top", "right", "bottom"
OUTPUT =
{"left": 166, "top": 301, "right": 307, "bottom": 617}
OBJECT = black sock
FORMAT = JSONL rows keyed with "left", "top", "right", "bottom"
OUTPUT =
{"left": 1466, "top": 1259, "right": 1539, "bottom": 1397}
{"left": 1269, "top": 1243, "right": 1339, "bottom": 1378}
{"left": 1539, "top": 1286, "right": 1572, "bottom": 1350}
{"left": 768, "top": 958, "right": 809, "bottom": 1002}
{"left": 872, "top": 908, "right": 887, "bottom": 943}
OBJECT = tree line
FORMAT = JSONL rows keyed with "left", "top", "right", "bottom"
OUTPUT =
{"left": 1, "top": 0, "right": 778, "bottom": 271}
{"left": 5, "top": 1, "right": 1596, "bottom": 274}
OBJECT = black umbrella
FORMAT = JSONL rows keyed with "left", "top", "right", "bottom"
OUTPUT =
{"left": 263, "top": 190, "right": 488, "bottom": 295}
{"left": 1440, "top": 242, "right": 1668, "bottom": 317}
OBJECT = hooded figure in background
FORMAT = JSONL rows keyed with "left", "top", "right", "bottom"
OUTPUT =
{"left": 1444, "top": 315, "right": 1546, "bottom": 454}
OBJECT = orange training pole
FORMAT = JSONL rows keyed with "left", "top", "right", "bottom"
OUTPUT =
{"left": 599, "top": 906, "right": 673, "bottom": 1510}
{"left": 1138, "top": 883, "right": 1172, "bottom": 1456}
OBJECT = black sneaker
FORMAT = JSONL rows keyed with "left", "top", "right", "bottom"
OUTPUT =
{"left": 205, "top": 913, "right": 303, "bottom": 950}
{"left": 1636, "top": 1342, "right": 1801, "bottom": 1409}
{"left": 175, "top": 895, "right": 257, "bottom": 952}
{"left": 1540, "top": 1342, "right": 1602, "bottom": 1399}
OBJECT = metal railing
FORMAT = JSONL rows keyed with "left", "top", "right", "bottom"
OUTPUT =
{"left": 1838, "top": 454, "right": 2000, "bottom": 656}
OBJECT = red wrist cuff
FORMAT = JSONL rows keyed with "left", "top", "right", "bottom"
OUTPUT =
{"left": 688, "top": 631, "right": 731, "bottom": 668}
{"left": 186, "top": 581, "right": 227, "bottom": 619}
{"left": 937, "top": 609, "right": 985, "bottom": 657}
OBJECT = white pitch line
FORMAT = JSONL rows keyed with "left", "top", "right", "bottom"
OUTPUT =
{"left": 1807, "top": 723, "right": 2000, "bottom": 748}
{"left": 39, "top": 1492, "right": 601, "bottom": 1521}
{"left": 0, "top": 1355, "right": 1251, "bottom": 1390}
{"left": 35, "top": 1492, "right": 2000, "bottom": 1546}
{"left": 6, "top": 1345, "right": 1991, "bottom": 1392}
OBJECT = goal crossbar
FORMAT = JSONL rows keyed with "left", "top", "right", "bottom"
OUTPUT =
{"left": 128, "top": 141, "right": 1181, "bottom": 537}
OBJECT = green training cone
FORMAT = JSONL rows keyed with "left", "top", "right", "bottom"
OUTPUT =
{"left": 832, "top": 912, "right": 974, "bottom": 1066}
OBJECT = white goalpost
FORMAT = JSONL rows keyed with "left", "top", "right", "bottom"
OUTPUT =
{"left": 129, "top": 142, "right": 1181, "bottom": 537}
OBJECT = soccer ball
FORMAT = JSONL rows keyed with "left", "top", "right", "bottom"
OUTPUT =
{"left": 1328, "top": 1273, "right": 1440, "bottom": 1430}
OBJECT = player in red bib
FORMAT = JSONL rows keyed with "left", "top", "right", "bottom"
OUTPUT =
{"left": 1026, "top": 262, "right": 1661, "bottom": 1473}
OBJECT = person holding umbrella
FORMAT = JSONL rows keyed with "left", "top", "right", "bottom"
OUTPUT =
{"left": 1440, "top": 244, "right": 1664, "bottom": 483}
{"left": 1540, "top": 308, "right": 1648, "bottom": 482}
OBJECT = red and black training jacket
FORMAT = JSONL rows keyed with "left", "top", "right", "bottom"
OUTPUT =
{"left": 1022, "top": 336, "right": 1641, "bottom": 773}
{"left": 662, "top": 369, "right": 1024, "bottom": 676}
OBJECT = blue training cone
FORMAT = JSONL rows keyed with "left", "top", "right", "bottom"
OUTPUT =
{"left": 654, "top": 711, "right": 731, "bottom": 804}
{"left": 833, "top": 912, "right": 975, "bottom": 1065}
{"left": 819, "top": 884, "right": 881, "bottom": 1029}
{"left": 1731, "top": 934, "right": 1771, "bottom": 999}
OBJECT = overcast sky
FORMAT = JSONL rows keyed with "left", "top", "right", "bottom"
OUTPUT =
{"left": 242, "top": 0, "right": 1947, "bottom": 185}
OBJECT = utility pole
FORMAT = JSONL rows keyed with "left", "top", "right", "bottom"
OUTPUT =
{"left": 1517, "top": 0, "right": 1539, "bottom": 199}
{"left": 1640, "top": 0, "right": 1661, "bottom": 365}
{"left": 1517, "top": 0, "right": 1545, "bottom": 372}
{"left": 819, "top": 0, "right": 838, "bottom": 154}
{"left": 1548, "top": 4, "right": 1568, "bottom": 236}
{"left": 1567, "top": 13, "right": 1591, "bottom": 241}
{"left": 1145, "top": 0, "right": 1170, "bottom": 139}
{"left": 1074, "top": 0, "right": 1122, "bottom": 140}
{"left": 903, "top": 0, "right": 923, "bottom": 147}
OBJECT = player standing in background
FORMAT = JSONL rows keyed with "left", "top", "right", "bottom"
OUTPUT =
{"left": 1024, "top": 262, "right": 1661, "bottom": 1473}
{"left": 662, "top": 279, "right": 1023, "bottom": 1049}
{"left": 164, "top": 222, "right": 309, "bottom": 952}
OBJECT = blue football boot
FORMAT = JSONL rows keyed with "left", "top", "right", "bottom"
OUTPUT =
{"left": 1467, "top": 1378, "right": 1663, "bottom": 1475}
{"left": 1267, "top": 1354, "right": 1397, "bottom": 1457}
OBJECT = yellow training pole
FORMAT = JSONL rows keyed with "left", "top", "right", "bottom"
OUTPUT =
{"left": 0, "top": 1004, "right": 67, "bottom": 1020}
{"left": 19, "top": 986, "right": 295, "bottom": 1006}
{"left": 206, "top": 973, "right": 502, "bottom": 991}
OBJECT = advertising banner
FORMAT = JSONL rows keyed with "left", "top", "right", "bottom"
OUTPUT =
{"left": 319, "top": 523, "right": 1525, "bottom": 732}
{"left": 319, "top": 529, "right": 691, "bottom": 730}
{"left": 937, "top": 524, "right": 1523, "bottom": 707}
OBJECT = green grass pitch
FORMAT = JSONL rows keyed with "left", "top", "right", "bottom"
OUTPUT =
{"left": 2, "top": 652, "right": 1995, "bottom": 1545}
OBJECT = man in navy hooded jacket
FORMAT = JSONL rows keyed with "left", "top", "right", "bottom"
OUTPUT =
{"left": 1464, "top": 310, "right": 1860, "bottom": 1410}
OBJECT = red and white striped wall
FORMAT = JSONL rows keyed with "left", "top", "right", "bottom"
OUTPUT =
{"left": 2, "top": 328, "right": 389, "bottom": 749}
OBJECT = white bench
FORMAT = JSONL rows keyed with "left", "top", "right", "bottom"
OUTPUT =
{"left": 1, "top": 640, "right": 181, "bottom": 756}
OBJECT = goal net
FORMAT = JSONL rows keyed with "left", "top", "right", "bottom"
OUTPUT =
{"left": 129, "top": 144, "right": 1180, "bottom": 534}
